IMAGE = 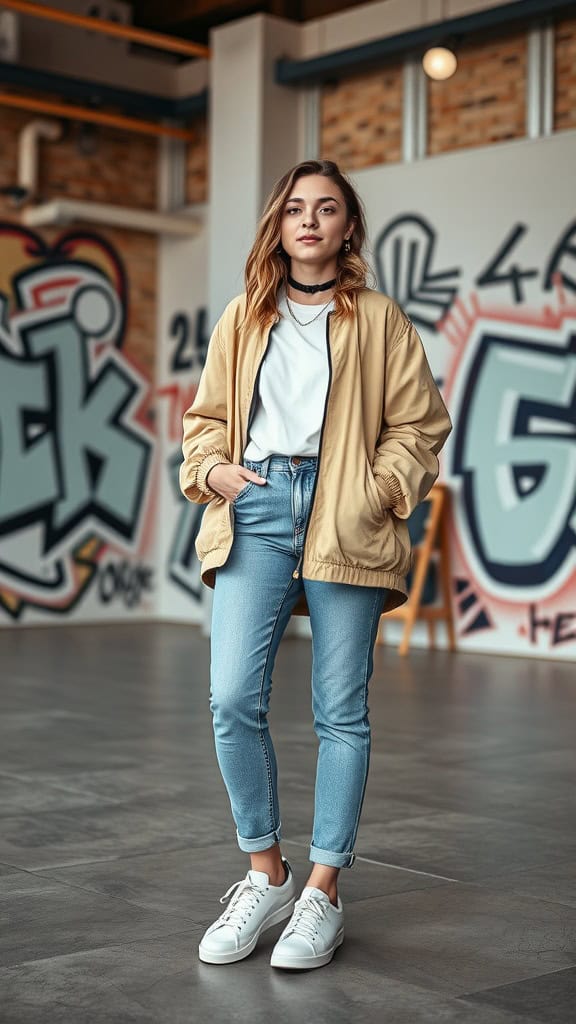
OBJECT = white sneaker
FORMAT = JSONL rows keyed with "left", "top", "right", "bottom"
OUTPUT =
{"left": 198, "top": 859, "right": 297, "bottom": 964}
{"left": 270, "top": 885, "right": 344, "bottom": 970}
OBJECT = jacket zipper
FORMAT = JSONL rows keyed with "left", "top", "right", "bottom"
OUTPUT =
{"left": 244, "top": 324, "right": 274, "bottom": 456}
{"left": 292, "top": 312, "right": 333, "bottom": 580}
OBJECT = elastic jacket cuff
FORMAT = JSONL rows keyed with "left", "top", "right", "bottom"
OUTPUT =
{"left": 196, "top": 450, "right": 231, "bottom": 495}
{"left": 374, "top": 469, "right": 406, "bottom": 516}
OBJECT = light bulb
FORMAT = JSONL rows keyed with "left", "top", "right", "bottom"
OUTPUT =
{"left": 422, "top": 46, "right": 458, "bottom": 81}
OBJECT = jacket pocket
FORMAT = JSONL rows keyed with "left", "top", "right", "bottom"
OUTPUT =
{"left": 390, "top": 513, "right": 412, "bottom": 576}
{"left": 195, "top": 497, "right": 229, "bottom": 560}
{"left": 366, "top": 461, "right": 388, "bottom": 518}
{"left": 342, "top": 463, "right": 411, "bottom": 575}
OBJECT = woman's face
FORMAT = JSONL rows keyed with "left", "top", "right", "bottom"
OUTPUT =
{"left": 280, "top": 174, "right": 354, "bottom": 270}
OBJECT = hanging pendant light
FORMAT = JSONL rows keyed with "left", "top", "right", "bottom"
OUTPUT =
{"left": 422, "top": 1, "right": 457, "bottom": 81}
{"left": 422, "top": 45, "right": 458, "bottom": 80}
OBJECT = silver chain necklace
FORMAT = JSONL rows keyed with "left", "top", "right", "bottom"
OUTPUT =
{"left": 285, "top": 294, "right": 333, "bottom": 327}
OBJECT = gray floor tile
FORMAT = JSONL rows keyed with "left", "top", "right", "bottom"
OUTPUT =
{"left": 462, "top": 966, "right": 576, "bottom": 1023}
{"left": 334, "top": 812, "right": 576, "bottom": 883}
{"left": 0, "top": 770, "right": 121, "bottom": 815}
{"left": 339, "top": 883, "right": 576, "bottom": 997}
{"left": 0, "top": 800, "right": 233, "bottom": 871}
{"left": 0, "top": 931, "right": 532, "bottom": 1024}
{"left": 0, "top": 871, "right": 193, "bottom": 968}
{"left": 0, "top": 862, "right": 21, "bottom": 877}
{"left": 475, "top": 860, "right": 576, "bottom": 910}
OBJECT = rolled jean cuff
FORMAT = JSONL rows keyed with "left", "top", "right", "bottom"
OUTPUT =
{"left": 309, "top": 844, "right": 356, "bottom": 869}
{"left": 236, "top": 824, "right": 282, "bottom": 853}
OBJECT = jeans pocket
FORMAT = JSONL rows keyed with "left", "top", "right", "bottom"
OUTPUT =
{"left": 233, "top": 481, "right": 255, "bottom": 504}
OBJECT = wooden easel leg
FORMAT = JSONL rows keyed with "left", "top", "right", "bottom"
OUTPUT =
{"left": 440, "top": 511, "right": 456, "bottom": 652}
{"left": 399, "top": 606, "right": 419, "bottom": 656}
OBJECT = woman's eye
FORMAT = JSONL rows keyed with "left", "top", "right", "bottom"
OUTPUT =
{"left": 320, "top": 207, "right": 336, "bottom": 215}
{"left": 286, "top": 207, "right": 300, "bottom": 215}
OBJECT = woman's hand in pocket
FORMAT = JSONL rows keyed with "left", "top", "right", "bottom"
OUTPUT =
{"left": 206, "top": 463, "right": 267, "bottom": 502}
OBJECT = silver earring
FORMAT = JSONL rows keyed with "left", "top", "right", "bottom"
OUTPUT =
{"left": 343, "top": 239, "right": 351, "bottom": 253}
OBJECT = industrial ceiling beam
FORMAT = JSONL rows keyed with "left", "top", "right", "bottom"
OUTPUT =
{"left": 276, "top": 0, "right": 576, "bottom": 86}
{"left": 0, "top": 91, "right": 197, "bottom": 140}
{"left": 0, "top": 61, "right": 208, "bottom": 121}
{"left": 0, "top": 0, "right": 210, "bottom": 59}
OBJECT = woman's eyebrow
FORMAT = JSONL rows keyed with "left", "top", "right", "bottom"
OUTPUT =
{"left": 285, "top": 196, "right": 340, "bottom": 204}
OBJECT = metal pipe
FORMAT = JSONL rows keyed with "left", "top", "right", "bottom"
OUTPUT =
{"left": 18, "top": 118, "right": 61, "bottom": 199}
{"left": 527, "top": 20, "right": 556, "bottom": 138}
{"left": 0, "top": 91, "right": 196, "bottom": 140}
{"left": 0, "top": 0, "right": 209, "bottom": 59}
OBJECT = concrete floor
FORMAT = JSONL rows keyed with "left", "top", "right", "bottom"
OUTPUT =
{"left": 1, "top": 623, "right": 575, "bottom": 1023}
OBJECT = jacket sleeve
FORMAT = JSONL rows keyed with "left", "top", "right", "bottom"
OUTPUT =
{"left": 179, "top": 318, "right": 232, "bottom": 505}
{"left": 372, "top": 322, "right": 452, "bottom": 519}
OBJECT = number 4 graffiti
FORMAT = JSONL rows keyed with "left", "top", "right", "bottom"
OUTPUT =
{"left": 475, "top": 220, "right": 576, "bottom": 302}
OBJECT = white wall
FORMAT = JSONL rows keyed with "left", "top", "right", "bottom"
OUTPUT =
{"left": 156, "top": 208, "right": 208, "bottom": 623}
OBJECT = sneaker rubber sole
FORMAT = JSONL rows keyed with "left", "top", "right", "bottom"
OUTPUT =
{"left": 198, "top": 898, "right": 296, "bottom": 965}
{"left": 270, "top": 927, "right": 344, "bottom": 970}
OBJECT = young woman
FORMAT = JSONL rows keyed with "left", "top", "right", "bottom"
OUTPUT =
{"left": 180, "top": 159, "right": 451, "bottom": 971}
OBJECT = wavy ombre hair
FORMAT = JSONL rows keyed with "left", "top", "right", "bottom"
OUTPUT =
{"left": 244, "top": 160, "right": 370, "bottom": 331}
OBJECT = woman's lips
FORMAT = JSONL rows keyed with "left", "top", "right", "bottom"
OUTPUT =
{"left": 298, "top": 237, "right": 321, "bottom": 244}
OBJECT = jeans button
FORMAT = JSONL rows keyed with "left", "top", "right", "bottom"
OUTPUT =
{"left": 291, "top": 456, "right": 301, "bottom": 466}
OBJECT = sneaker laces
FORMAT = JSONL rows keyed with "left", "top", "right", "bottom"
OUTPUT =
{"left": 284, "top": 894, "right": 328, "bottom": 942}
{"left": 215, "top": 877, "right": 266, "bottom": 931}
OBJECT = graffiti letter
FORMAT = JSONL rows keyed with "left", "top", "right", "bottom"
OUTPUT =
{"left": 374, "top": 215, "right": 460, "bottom": 331}
{"left": 453, "top": 332, "right": 576, "bottom": 586}
{"left": 25, "top": 318, "right": 151, "bottom": 550}
{"left": 554, "top": 612, "right": 576, "bottom": 646}
{"left": 475, "top": 224, "right": 538, "bottom": 303}
{"left": 166, "top": 450, "right": 203, "bottom": 599}
{"left": 544, "top": 220, "right": 576, "bottom": 294}
{"left": 0, "top": 351, "right": 58, "bottom": 531}
{"left": 528, "top": 603, "right": 551, "bottom": 644}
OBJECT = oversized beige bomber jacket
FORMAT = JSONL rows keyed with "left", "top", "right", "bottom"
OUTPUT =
{"left": 179, "top": 288, "right": 452, "bottom": 616}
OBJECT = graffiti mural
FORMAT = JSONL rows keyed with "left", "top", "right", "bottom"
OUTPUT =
{"left": 156, "top": 304, "right": 208, "bottom": 614}
{"left": 374, "top": 214, "right": 461, "bottom": 332}
{"left": 0, "top": 224, "right": 155, "bottom": 621}
{"left": 374, "top": 208, "right": 576, "bottom": 657}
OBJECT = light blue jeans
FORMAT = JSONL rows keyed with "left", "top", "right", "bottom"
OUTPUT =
{"left": 210, "top": 455, "right": 388, "bottom": 869}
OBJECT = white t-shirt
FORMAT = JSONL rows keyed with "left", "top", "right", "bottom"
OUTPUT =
{"left": 243, "top": 291, "right": 333, "bottom": 461}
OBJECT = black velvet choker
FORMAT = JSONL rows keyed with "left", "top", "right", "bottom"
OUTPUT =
{"left": 288, "top": 275, "right": 336, "bottom": 295}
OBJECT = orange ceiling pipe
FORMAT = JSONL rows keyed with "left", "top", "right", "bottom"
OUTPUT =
{"left": 1, "top": 0, "right": 210, "bottom": 59}
{"left": 0, "top": 91, "right": 197, "bottom": 140}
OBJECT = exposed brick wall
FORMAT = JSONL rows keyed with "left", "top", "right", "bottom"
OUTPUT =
{"left": 185, "top": 116, "right": 209, "bottom": 205}
{"left": 428, "top": 28, "right": 527, "bottom": 155}
{"left": 318, "top": 27, "right": 534, "bottom": 170}
{"left": 43, "top": 126, "right": 158, "bottom": 209}
{"left": 0, "top": 108, "right": 157, "bottom": 377}
{"left": 320, "top": 63, "right": 403, "bottom": 171}
{"left": 554, "top": 15, "right": 576, "bottom": 132}
{"left": 0, "top": 108, "right": 158, "bottom": 208}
